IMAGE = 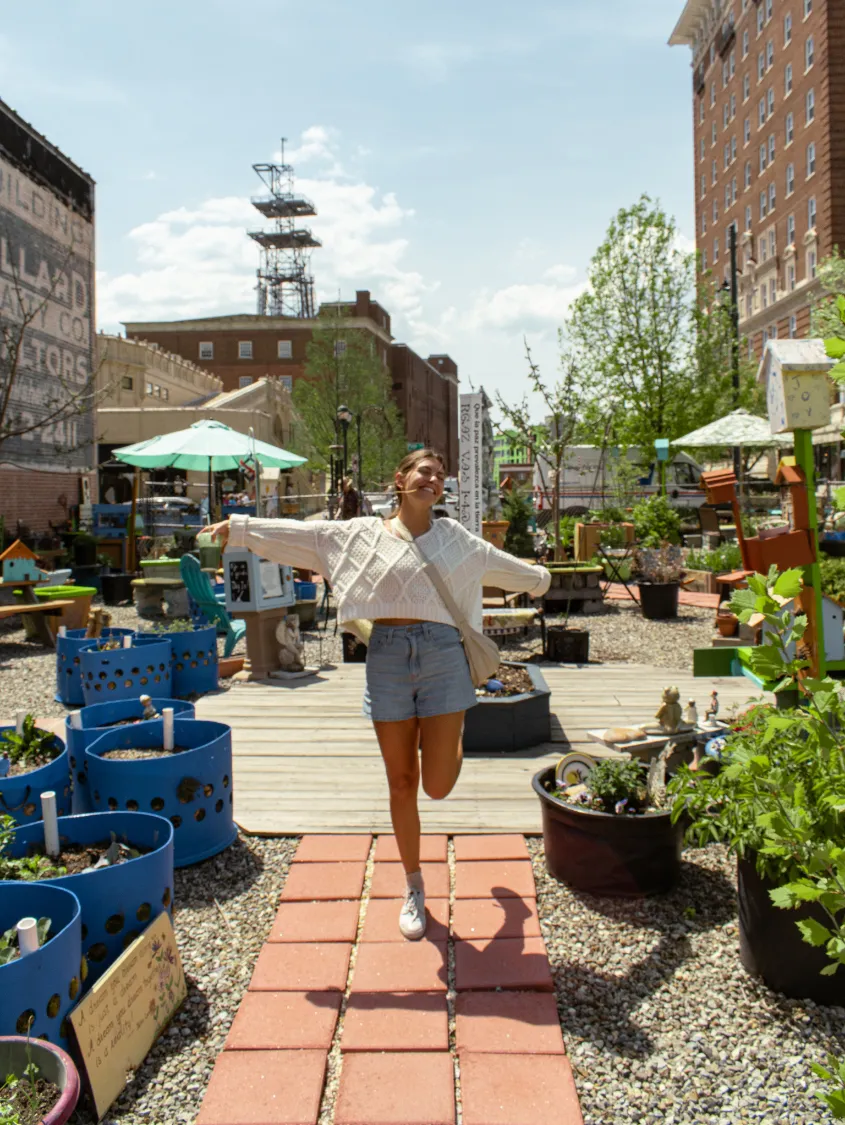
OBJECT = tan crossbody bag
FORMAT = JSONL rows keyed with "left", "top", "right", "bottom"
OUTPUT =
{"left": 390, "top": 518, "right": 500, "bottom": 686}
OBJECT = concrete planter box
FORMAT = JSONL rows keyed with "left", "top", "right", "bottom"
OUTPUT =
{"left": 463, "top": 662, "right": 551, "bottom": 753}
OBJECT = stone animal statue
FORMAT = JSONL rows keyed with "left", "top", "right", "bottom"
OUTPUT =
{"left": 275, "top": 614, "right": 305, "bottom": 673}
{"left": 654, "top": 685, "right": 682, "bottom": 734}
{"left": 84, "top": 607, "right": 112, "bottom": 638}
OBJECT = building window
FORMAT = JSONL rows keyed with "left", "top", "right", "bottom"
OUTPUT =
{"left": 784, "top": 63, "right": 793, "bottom": 95}
{"left": 745, "top": 204, "right": 753, "bottom": 230}
{"left": 786, "top": 111, "right": 794, "bottom": 144}
{"left": 758, "top": 51, "right": 765, "bottom": 81}
{"left": 731, "top": 93, "right": 737, "bottom": 119}
{"left": 700, "top": 137, "right": 706, "bottom": 161}
{"left": 804, "top": 0, "right": 812, "bottom": 15}
{"left": 769, "top": 133, "right": 776, "bottom": 162}
{"left": 702, "top": 212, "right": 708, "bottom": 235}
{"left": 743, "top": 73, "right": 750, "bottom": 101}
{"left": 238, "top": 341, "right": 253, "bottom": 359}
{"left": 767, "top": 88, "right": 775, "bottom": 117}
{"left": 805, "top": 35, "right": 814, "bottom": 69}
{"left": 806, "top": 87, "right": 815, "bottom": 122}
{"left": 787, "top": 213, "right": 796, "bottom": 243}
{"left": 769, "top": 182, "right": 776, "bottom": 211}
{"left": 333, "top": 339, "right": 347, "bottom": 357}
{"left": 724, "top": 104, "right": 730, "bottom": 129}
{"left": 769, "top": 230, "right": 776, "bottom": 257}
{"left": 789, "top": 314, "right": 797, "bottom": 337}
{"left": 788, "top": 264, "right": 796, "bottom": 291}
{"left": 700, "top": 174, "right": 706, "bottom": 199}
{"left": 725, "top": 184, "right": 731, "bottom": 210}
{"left": 771, "top": 322, "right": 778, "bottom": 338}
{"left": 757, "top": 6, "right": 764, "bottom": 34}
{"left": 808, "top": 248, "right": 817, "bottom": 278}
{"left": 786, "top": 162, "right": 795, "bottom": 194}
{"left": 145, "top": 381, "right": 153, "bottom": 396}
{"left": 277, "top": 340, "right": 293, "bottom": 359}
{"left": 766, "top": 40, "right": 774, "bottom": 69}
{"left": 758, "top": 98, "right": 766, "bottom": 127}
{"left": 700, "top": 100, "right": 705, "bottom": 124}
{"left": 770, "top": 279, "right": 777, "bottom": 303}
{"left": 702, "top": 249, "right": 709, "bottom": 270}
{"left": 154, "top": 384, "right": 161, "bottom": 398}
{"left": 713, "top": 159, "right": 718, "bottom": 185}
{"left": 711, "top": 82, "right": 717, "bottom": 107}
{"left": 730, "top": 49, "right": 736, "bottom": 77}
{"left": 808, "top": 195, "right": 817, "bottom": 228}
{"left": 711, "top": 43, "right": 716, "bottom": 64}
{"left": 121, "top": 375, "right": 133, "bottom": 390}
{"left": 784, "top": 12, "right": 792, "bottom": 43}
{"left": 161, "top": 387, "right": 169, "bottom": 401}
{"left": 723, "top": 60, "right": 729, "bottom": 88}
{"left": 713, "top": 199, "right": 719, "bottom": 222}
{"left": 747, "top": 295, "right": 754, "bottom": 317}
{"left": 744, "top": 160, "right": 752, "bottom": 189}
{"left": 199, "top": 341, "right": 214, "bottom": 360}
{"left": 744, "top": 117, "right": 752, "bottom": 144}
{"left": 238, "top": 376, "right": 253, "bottom": 388}
{"left": 731, "top": 135, "right": 737, "bottom": 161}
{"left": 725, "top": 143, "right": 730, "bottom": 170}
{"left": 807, "top": 141, "right": 816, "bottom": 176}
{"left": 732, "top": 176, "right": 738, "bottom": 204}
{"left": 759, "top": 143, "right": 768, "bottom": 173}
{"left": 766, "top": 0, "right": 773, "bottom": 20}
{"left": 280, "top": 374, "right": 293, "bottom": 391}
{"left": 760, "top": 190, "right": 768, "bottom": 219}
{"left": 712, "top": 121, "right": 718, "bottom": 145}
{"left": 761, "top": 235, "right": 768, "bottom": 263}
{"left": 762, "top": 285, "right": 768, "bottom": 309}
{"left": 743, "top": 28, "right": 750, "bottom": 56}
{"left": 714, "top": 237, "right": 720, "bottom": 262}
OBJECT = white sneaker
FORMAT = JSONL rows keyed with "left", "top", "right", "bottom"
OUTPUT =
{"left": 399, "top": 883, "right": 426, "bottom": 940}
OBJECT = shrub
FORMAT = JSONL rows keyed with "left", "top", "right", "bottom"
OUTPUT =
{"left": 631, "top": 495, "right": 681, "bottom": 547}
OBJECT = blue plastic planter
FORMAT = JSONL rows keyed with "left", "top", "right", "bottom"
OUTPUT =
{"left": 84, "top": 718, "right": 236, "bottom": 867}
{"left": 64, "top": 699, "right": 195, "bottom": 814}
{"left": 139, "top": 624, "right": 218, "bottom": 697}
{"left": 0, "top": 883, "right": 82, "bottom": 1048}
{"left": 79, "top": 638, "right": 172, "bottom": 706}
{"left": 55, "top": 628, "right": 135, "bottom": 705}
{"left": 9, "top": 812, "right": 174, "bottom": 991}
{"left": 84, "top": 715, "right": 236, "bottom": 864}
{"left": 0, "top": 729, "right": 71, "bottom": 826}
{"left": 294, "top": 581, "right": 317, "bottom": 600}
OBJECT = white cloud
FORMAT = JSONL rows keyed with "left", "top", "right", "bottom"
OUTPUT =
{"left": 467, "top": 269, "right": 586, "bottom": 335}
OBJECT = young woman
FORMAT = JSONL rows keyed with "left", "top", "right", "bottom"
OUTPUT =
{"left": 209, "top": 449, "right": 550, "bottom": 939}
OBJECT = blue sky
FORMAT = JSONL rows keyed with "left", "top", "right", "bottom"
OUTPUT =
{"left": 1, "top": 0, "right": 696, "bottom": 411}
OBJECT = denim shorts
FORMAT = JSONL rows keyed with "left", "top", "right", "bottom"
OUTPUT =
{"left": 362, "top": 622, "right": 479, "bottom": 722}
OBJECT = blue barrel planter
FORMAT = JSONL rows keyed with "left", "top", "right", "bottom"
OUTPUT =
{"left": 9, "top": 812, "right": 174, "bottom": 991}
{"left": 294, "top": 580, "right": 317, "bottom": 600}
{"left": 79, "top": 638, "right": 172, "bottom": 706}
{"left": 141, "top": 624, "right": 218, "bottom": 697}
{"left": 84, "top": 718, "right": 236, "bottom": 867}
{"left": 55, "top": 627, "right": 135, "bottom": 706}
{"left": 0, "top": 883, "right": 82, "bottom": 1048}
{"left": 64, "top": 699, "right": 195, "bottom": 815}
{"left": 0, "top": 729, "right": 71, "bottom": 826}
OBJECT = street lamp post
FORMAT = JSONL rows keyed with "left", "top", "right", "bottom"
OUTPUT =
{"left": 336, "top": 405, "right": 353, "bottom": 484}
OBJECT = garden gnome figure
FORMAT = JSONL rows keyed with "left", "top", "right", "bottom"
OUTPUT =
{"left": 654, "top": 685, "right": 682, "bottom": 734}
{"left": 277, "top": 614, "right": 305, "bottom": 673}
{"left": 139, "top": 695, "right": 159, "bottom": 721}
{"left": 705, "top": 690, "right": 719, "bottom": 722}
{"left": 684, "top": 698, "right": 698, "bottom": 726}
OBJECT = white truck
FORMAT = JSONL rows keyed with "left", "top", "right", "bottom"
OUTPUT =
{"left": 532, "top": 446, "right": 706, "bottom": 515}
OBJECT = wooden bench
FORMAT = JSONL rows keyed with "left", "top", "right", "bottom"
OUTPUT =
{"left": 0, "top": 600, "right": 76, "bottom": 648}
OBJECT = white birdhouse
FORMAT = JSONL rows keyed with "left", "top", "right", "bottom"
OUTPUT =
{"left": 222, "top": 548, "right": 295, "bottom": 612}
{"left": 822, "top": 595, "right": 845, "bottom": 664}
{"left": 757, "top": 339, "right": 835, "bottom": 434}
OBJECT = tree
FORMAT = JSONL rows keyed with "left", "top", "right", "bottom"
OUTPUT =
{"left": 0, "top": 218, "right": 107, "bottom": 458}
{"left": 810, "top": 247, "right": 845, "bottom": 383}
{"left": 496, "top": 341, "right": 586, "bottom": 561}
{"left": 565, "top": 195, "right": 760, "bottom": 457}
{"left": 501, "top": 486, "right": 535, "bottom": 557}
{"left": 293, "top": 307, "right": 407, "bottom": 490}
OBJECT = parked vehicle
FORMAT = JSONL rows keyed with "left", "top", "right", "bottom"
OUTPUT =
{"left": 533, "top": 446, "right": 705, "bottom": 516}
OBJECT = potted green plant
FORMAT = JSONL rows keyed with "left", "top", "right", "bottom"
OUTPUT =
{"left": 633, "top": 545, "right": 684, "bottom": 620}
{"left": 532, "top": 754, "right": 683, "bottom": 896}
{"left": 0, "top": 719, "right": 71, "bottom": 826}
{"left": 668, "top": 566, "right": 845, "bottom": 1004}
{"left": 544, "top": 598, "right": 589, "bottom": 664}
{"left": 0, "top": 1036, "right": 81, "bottom": 1123}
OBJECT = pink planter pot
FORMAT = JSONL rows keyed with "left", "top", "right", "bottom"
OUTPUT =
{"left": 0, "top": 1036, "right": 80, "bottom": 1123}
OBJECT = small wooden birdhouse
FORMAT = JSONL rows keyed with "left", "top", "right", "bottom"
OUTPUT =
{"left": 821, "top": 595, "right": 845, "bottom": 664}
{"left": 775, "top": 457, "right": 810, "bottom": 531}
{"left": 0, "top": 540, "right": 40, "bottom": 583}
{"left": 757, "top": 338, "right": 835, "bottom": 434}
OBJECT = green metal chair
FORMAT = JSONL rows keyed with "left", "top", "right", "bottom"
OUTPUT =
{"left": 179, "top": 554, "right": 246, "bottom": 658}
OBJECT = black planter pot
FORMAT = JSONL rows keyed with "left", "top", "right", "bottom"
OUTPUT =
{"left": 100, "top": 571, "right": 135, "bottom": 605}
{"left": 638, "top": 582, "right": 680, "bottom": 620}
{"left": 545, "top": 626, "right": 589, "bottom": 664}
{"left": 532, "top": 765, "right": 683, "bottom": 896}
{"left": 72, "top": 540, "right": 98, "bottom": 567}
{"left": 737, "top": 856, "right": 845, "bottom": 1004}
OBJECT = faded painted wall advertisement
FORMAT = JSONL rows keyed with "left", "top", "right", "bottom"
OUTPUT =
{"left": 0, "top": 154, "right": 95, "bottom": 470}
{"left": 459, "top": 392, "right": 482, "bottom": 537}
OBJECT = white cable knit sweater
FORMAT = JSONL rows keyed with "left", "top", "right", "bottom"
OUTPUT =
{"left": 228, "top": 514, "right": 551, "bottom": 637}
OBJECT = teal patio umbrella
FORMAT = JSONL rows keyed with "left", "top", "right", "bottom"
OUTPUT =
{"left": 113, "top": 419, "right": 307, "bottom": 519}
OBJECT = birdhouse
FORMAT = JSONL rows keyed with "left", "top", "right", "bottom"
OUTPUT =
{"left": 222, "top": 547, "right": 295, "bottom": 613}
{"left": 0, "top": 540, "right": 41, "bottom": 583}
{"left": 743, "top": 458, "right": 815, "bottom": 571}
{"left": 822, "top": 595, "right": 845, "bottom": 664}
{"left": 757, "top": 338, "right": 835, "bottom": 434}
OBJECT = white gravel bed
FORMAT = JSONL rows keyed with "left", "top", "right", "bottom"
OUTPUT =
{"left": 69, "top": 833, "right": 298, "bottom": 1125}
{"left": 528, "top": 837, "right": 845, "bottom": 1125}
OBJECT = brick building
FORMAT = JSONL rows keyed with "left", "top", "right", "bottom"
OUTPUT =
{"left": 124, "top": 290, "right": 460, "bottom": 470}
{"left": 671, "top": 0, "right": 842, "bottom": 355}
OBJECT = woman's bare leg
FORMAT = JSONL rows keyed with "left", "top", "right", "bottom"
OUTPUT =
{"left": 374, "top": 717, "right": 422, "bottom": 874}
{"left": 419, "top": 711, "right": 465, "bottom": 800}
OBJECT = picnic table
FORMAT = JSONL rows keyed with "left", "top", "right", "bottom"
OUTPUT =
{"left": 0, "top": 581, "right": 75, "bottom": 648}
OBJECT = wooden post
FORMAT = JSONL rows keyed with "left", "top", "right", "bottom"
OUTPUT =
{"left": 127, "top": 468, "right": 140, "bottom": 574}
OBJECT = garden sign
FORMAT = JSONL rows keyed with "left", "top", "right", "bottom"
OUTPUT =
{"left": 69, "top": 912, "right": 186, "bottom": 1119}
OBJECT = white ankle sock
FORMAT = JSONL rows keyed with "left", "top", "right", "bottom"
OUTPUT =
{"left": 406, "top": 870, "right": 424, "bottom": 891}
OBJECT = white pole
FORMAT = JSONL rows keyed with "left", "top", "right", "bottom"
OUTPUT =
{"left": 17, "top": 918, "right": 40, "bottom": 957}
{"left": 15, "top": 710, "right": 25, "bottom": 735}
{"left": 41, "top": 791, "right": 60, "bottom": 858}
{"left": 122, "top": 634, "right": 132, "bottom": 648}
{"left": 162, "top": 708, "right": 174, "bottom": 751}
{"left": 58, "top": 625, "right": 67, "bottom": 638}
{"left": 69, "top": 711, "right": 82, "bottom": 730}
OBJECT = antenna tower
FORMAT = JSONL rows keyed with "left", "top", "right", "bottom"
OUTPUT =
{"left": 249, "top": 138, "right": 320, "bottom": 318}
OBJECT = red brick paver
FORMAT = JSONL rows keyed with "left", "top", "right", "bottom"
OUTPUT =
{"left": 196, "top": 835, "right": 583, "bottom": 1125}
{"left": 196, "top": 1049, "right": 327, "bottom": 1125}
{"left": 335, "top": 1052, "right": 456, "bottom": 1125}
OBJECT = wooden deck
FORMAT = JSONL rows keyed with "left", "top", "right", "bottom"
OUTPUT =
{"left": 196, "top": 663, "right": 765, "bottom": 836}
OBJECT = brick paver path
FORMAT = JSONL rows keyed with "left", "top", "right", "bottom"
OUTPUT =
{"left": 605, "top": 582, "right": 719, "bottom": 609}
{"left": 196, "top": 834, "right": 583, "bottom": 1125}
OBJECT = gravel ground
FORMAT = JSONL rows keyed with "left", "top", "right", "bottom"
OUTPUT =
{"left": 68, "top": 833, "right": 298, "bottom": 1125}
{"left": 529, "top": 837, "right": 845, "bottom": 1125}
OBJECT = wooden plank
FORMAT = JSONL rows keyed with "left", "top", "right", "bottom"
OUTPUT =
{"left": 0, "top": 600, "right": 75, "bottom": 618}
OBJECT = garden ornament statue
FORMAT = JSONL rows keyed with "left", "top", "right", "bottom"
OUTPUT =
{"left": 276, "top": 614, "right": 305, "bottom": 673}
{"left": 653, "top": 685, "right": 682, "bottom": 734}
{"left": 704, "top": 690, "right": 719, "bottom": 722}
{"left": 683, "top": 698, "right": 698, "bottom": 726}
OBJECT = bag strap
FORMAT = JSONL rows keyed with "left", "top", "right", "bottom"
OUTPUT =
{"left": 388, "top": 518, "right": 473, "bottom": 636}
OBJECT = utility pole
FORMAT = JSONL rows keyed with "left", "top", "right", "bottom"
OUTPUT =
{"left": 729, "top": 223, "right": 742, "bottom": 482}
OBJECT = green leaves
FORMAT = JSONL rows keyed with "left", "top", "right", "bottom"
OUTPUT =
{"left": 812, "top": 1055, "right": 845, "bottom": 1119}
{"left": 0, "top": 716, "right": 59, "bottom": 770}
{"left": 773, "top": 569, "right": 803, "bottom": 600}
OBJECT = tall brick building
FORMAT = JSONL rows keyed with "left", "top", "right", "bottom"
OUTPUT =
{"left": 124, "top": 290, "right": 459, "bottom": 471}
{"left": 670, "top": 0, "right": 842, "bottom": 355}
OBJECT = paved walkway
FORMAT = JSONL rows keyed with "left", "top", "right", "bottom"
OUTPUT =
{"left": 196, "top": 834, "right": 583, "bottom": 1125}
{"left": 605, "top": 582, "right": 720, "bottom": 609}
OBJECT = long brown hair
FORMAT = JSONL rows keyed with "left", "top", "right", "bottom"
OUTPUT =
{"left": 392, "top": 448, "right": 447, "bottom": 510}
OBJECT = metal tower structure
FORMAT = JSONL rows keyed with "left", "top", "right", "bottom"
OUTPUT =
{"left": 249, "top": 139, "right": 320, "bottom": 318}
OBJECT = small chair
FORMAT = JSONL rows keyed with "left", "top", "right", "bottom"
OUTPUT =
{"left": 179, "top": 554, "right": 246, "bottom": 658}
